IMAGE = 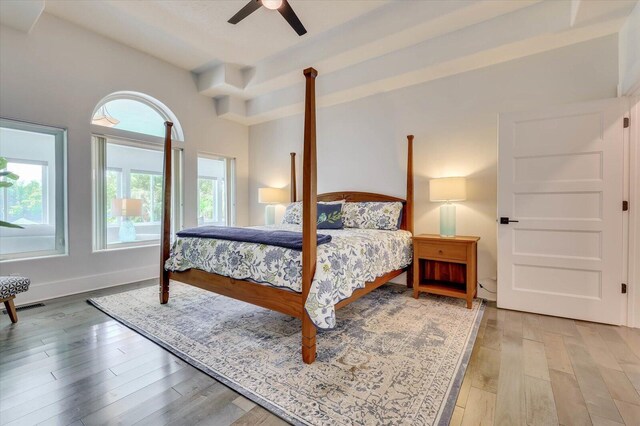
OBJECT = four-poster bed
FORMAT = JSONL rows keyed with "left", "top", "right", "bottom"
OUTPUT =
{"left": 159, "top": 67, "right": 414, "bottom": 364}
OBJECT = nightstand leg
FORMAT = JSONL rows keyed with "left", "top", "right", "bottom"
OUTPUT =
{"left": 466, "top": 249, "right": 472, "bottom": 309}
{"left": 413, "top": 260, "right": 419, "bottom": 299}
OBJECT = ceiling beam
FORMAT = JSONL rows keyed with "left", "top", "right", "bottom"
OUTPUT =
{"left": 219, "top": 0, "right": 627, "bottom": 125}
{"left": 235, "top": 0, "right": 539, "bottom": 99}
{"left": 197, "top": 63, "right": 246, "bottom": 98}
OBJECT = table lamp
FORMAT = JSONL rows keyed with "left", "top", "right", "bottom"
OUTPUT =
{"left": 258, "top": 188, "right": 288, "bottom": 225}
{"left": 112, "top": 198, "right": 143, "bottom": 242}
{"left": 429, "top": 177, "right": 467, "bottom": 237}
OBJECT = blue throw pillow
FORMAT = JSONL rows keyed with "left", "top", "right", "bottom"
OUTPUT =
{"left": 317, "top": 203, "right": 343, "bottom": 229}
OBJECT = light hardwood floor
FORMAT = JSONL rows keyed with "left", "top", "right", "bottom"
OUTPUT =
{"left": 453, "top": 303, "right": 640, "bottom": 426}
{"left": 0, "top": 281, "right": 286, "bottom": 426}
{"left": 1, "top": 282, "right": 639, "bottom": 425}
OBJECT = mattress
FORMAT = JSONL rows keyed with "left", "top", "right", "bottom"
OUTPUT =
{"left": 165, "top": 224, "right": 413, "bottom": 329}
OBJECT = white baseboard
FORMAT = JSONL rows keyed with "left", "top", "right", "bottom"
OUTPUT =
{"left": 477, "top": 288, "right": 497, "bottom": 302}
{"left": 14, "top": 265, "right": 158, "bottom": 306}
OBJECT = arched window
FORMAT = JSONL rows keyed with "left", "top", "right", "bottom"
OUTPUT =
{"left": 91, "top": 92, "right": 183, "bottom": 250}
{"left": 91, "top": 92, "right": 184, "bottom": 141}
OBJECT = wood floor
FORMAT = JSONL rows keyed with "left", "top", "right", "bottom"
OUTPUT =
{"left": 1, "top": 282, "right": 639, "bottom": 425}
{"left": 453, "top": 304, "right": 640, "bottom": 426}
{"left": 0, "top": 281, "right": 286, "bottom": 426}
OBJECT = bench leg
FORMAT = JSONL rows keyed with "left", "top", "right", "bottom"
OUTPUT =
{"left": 3, "top": 296, "right": 18, "bottom": 323}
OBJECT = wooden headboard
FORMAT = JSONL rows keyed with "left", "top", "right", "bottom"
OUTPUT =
{"left": 289, "top": 135, "right": 414, "bottom": 233}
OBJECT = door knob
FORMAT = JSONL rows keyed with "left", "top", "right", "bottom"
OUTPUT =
{"left": 499, "top": 217, "right": 519, "bottom": 224}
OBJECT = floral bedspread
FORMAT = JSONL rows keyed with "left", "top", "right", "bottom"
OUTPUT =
{"left": 164, "top": 224, "right": 413, "bottom": 329}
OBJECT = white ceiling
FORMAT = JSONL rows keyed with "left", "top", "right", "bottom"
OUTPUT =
{"left": 44, "top": 0, "right": 389, "bottom": 71}
{"left": 3, "top": 0, "right": 638, "bottom": 124}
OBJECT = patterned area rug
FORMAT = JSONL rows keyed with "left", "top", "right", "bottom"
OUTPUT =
{"left": 89, "top": 283, "right": 484, "bottom": 426}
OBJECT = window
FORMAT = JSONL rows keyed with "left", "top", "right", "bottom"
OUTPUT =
{"left": 130, "top": 171, "right": 162, "bottom": 223}
{"left": 0, "top": 118, "right": 67, "bottom": 260}
{"left": 92, "top": 94, "right": 182, "bottom": 139}
{"left": 100, "top": 142, "right": 175, "bottom": 247}
{"left": 198, "top": 155, "right": 235, "bottom": 226}
{"left": 92, "top": 92, "right": 183, "bottom": 250}
{"left": 106, "top": 168, "right": 123, "bottom": 225}
{"left": 2, "top": 161, "right": 47, "bottom": 224}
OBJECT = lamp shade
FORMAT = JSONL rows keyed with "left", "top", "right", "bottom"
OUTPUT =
{"left": 429, "top": 177, "right": 467, "bottom": 202}
{"left": 111, "top": 198, "right": 143, "bottom": 217}
{"left": 258, "top": 187, "right": 288, "bottom": 204}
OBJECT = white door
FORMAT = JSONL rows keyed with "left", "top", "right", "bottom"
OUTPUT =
{"left": 497, "top": 98, "right": 627, "bottom": 325}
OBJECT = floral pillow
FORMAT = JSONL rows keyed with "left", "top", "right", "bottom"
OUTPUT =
{"left": 281, "top": 200, "right": 345, "bottom": 225}
{"left": 317, "top": 203, "right": 343, "bottom": 229}
{"left": 282, "top": 201, "right": 302, "bottom": 224}
{"left": 342, "top": 202, "right": 403, "bottom": 231}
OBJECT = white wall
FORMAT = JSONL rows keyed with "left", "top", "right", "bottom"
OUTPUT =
{"left": 619, "top": 1, "right": 640, "bottom": 96}
{"left": 0, "top": 14, "right": 249, "bottom": 304}
{"left": 249, "top": 35, "right": 619, "bottom": 300}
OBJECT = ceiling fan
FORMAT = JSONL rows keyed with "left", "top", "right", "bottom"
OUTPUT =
{"left": 228, "top": 0, "right": 307, "bottom": 36}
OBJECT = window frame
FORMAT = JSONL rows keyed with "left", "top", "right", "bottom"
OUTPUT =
{"left": 92, "top": 134, "right": 183, "bottom": 252}
{"left": 197, "top": 152, "right": 236, "bottom": 227}
{"left": 0, "top": 117, "right": 68, "bottom": 262}
{"left": 91, "top": 93, "right": 183, "bottom": 252}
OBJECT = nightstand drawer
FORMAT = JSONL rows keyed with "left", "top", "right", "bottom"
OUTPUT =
{"left": 416, "top": 242, "right": 467, "bottom": 261}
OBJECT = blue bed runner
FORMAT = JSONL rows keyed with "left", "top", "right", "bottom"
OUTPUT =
{"left": 176, "top": 226, "right": 331, "bottom": 251}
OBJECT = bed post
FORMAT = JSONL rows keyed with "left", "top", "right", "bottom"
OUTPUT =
{"left": 406, "top": 135, "right": 414, "bottom": 288}
{"left": 160, "top": 121, "right": 173, "bottom": 304}
{"left": 301, "top": 67, "right": 318, "bottom": 364}
{"left": 290, "top": 152, "right": 297, "bottom": 202}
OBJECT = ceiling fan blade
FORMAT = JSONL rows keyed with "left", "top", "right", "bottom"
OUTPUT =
{"left": 228, "top": 0, "right": 262, "bottom": 24}
{"left": 278, "top": 0, "right": 307, "bottom": 36}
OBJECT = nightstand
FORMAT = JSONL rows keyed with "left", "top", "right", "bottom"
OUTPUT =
{"left": 412, "top": 234, "right": 480, "bottom": 308}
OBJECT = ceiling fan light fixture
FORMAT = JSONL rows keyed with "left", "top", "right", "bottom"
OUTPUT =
{"left": 262, "top": 0, "right": 282, "bottom": 10}
{"left": 228, "top": 0, "right": 306, "bottom": 36}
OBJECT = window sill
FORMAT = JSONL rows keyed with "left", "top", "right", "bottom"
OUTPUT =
{"left": 93, "top": 241, "right": 160, "bottom": 253}
{"left": 0, "top": 252, "right": 69, "bottom": 263}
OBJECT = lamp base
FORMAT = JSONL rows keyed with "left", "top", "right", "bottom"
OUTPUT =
{"left": 439, "top": 203, "right": 456, "bottom": 237}
{"left": 264, "top": 205, "right": 276, "bottom": 226}
{"left": 119, "top": 218, "right": 137, "bottom": 242}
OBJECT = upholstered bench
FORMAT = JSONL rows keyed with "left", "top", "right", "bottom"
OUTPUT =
{"left": 1, "top": 276, "right": 30, "bottom": 323}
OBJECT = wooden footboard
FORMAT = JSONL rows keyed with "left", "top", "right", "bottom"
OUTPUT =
{"left": 169, "top": 270, "right": 304, "bottom": 318}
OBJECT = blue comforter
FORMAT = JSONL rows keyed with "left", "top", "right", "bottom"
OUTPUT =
{"left": 176, "top": 226, "right": 331, "bottom": 251}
